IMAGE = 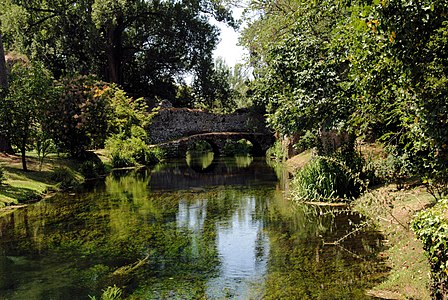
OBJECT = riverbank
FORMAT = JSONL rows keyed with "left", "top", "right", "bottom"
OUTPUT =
{"left": 286, "top": 150, "right": 434, "bottom": 299}
{"left": 354, "top": 184, "right": 433, "bottom": 299}
{"left": 0, "top": 149, "right": 436, "bottom": 298}
{"left": 0, "top": 152, "right": 89, "bottom": 214}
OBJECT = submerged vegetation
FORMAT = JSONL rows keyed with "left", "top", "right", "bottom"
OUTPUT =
{"left": 0, "top": 161, "right": 388, "bottom": 299}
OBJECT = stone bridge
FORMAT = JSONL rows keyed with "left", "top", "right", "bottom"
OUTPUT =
{"left": 148, "top": 108, "right": 274, "bottom": 158}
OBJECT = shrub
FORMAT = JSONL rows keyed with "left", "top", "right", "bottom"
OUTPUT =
{"left": 223, "top": 139, "right": 253, "bottom": 156}
{"left": 79, "top": 160, "right": 106, "bottom": 179}
{"left": 294, "top": 130, "right": 318, "bottom": 152}
{"left": 106, "top": 134, "right": 163, "bottom": 168}
{"left": 187, "top": 140, "right": 212, "bottom": 152}
{"left": 412, "top": 199, "right": 448, "bottom": 298}
{"left": 50, "top": 167, "right": 82, "bottom": 190}
{"left": 291, "top": 152, "right": 366, "bottom": 203}
{"left": 266, "top": 140, "right": 285, "bottom": 162}
{"left": 44, "top": 75, "right": 116, "bottom": 157}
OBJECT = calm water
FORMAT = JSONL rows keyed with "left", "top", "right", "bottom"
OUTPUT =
{"left": 0, "top": 154, "right": 386, "bottom": 299}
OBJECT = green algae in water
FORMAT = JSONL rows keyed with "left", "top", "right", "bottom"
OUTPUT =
{"left": 0, "top": 155, "right": 387, "bottom": 299}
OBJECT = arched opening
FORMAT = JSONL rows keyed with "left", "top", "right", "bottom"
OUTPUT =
{"left": 245, "top": 138, "right": 264, "bottom": 156}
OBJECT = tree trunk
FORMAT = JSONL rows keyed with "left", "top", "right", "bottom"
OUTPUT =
{"left": 21, "top": 136, "right": 27, "bottom": 172}
{"left": 0, "top": 32, "right": 7, "bottom": 89}
{"left": 0, "top": 31, "right": 13, "bottom": 153}
{"left": 106, "top": 18, "right": 124, "bottom": 85}
{"left": 21, "top": 147, "right": 27, "bottom": 171}
{"left": 0, "top": 136, "right": 13, "bottom": 153}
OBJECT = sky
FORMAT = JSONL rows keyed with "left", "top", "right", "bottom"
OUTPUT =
{"left": 211, "top": 8, "right": 248, "bottom": 68}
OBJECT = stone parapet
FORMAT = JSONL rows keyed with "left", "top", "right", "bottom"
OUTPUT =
{"left": 147, "top": 108, "right": 268, "bottom": 144}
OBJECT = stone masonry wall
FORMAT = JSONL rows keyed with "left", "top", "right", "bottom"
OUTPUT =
{"left": 148, "top": 108, "right": 269, "bottom": 144}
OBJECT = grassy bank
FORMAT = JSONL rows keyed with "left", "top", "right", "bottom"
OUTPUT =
{"left": 0, "top": 152, "right": 87, "bottom": 212}
{"left": 285, "top": 148, "right": 434, "bottom": 299}
{"left": 354, "top": 184, "right": 433, "bottom": 299}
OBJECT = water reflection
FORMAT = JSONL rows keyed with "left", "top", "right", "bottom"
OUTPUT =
{"left": 0, "top": 155, "right": 387, "bottom": 299}
{"left": 206, "top": 195, "right": 269, "bottom": 299}
{"left": 186, "top": 151, "right": 215, "bottom": 171}
{"left": 149, "top": 154, "right": 277, "bottom": 191}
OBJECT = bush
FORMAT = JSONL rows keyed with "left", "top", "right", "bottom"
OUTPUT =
{"left": 223, "top": 139, "right": 253, "bottom": 156}
{"left": 412, "top": 199, "right": 448, "bottom": 298}
{"left": 266, "top": 140, "right": 285, "bottom": 162}
{"left": 294, "top": 130, "right": 318, "bottom": 152}
{"left": 45, "top": 75, "right": 117, "bottom": 157}
{"left": 187, "top": 140, "right": 212, "bottom": 152}
{"left": 291, "top": 152, "right": 366, "bottom": 203}
{"left": 79, "top": 160, "right": 107, "bottom": 179}
{"left": 50, "top": 167, "right": 82, "bottom": 190}
{"left": 106, "top": 134, "right": 164, "bottom": 168}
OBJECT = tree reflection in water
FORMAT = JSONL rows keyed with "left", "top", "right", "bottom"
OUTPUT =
{"left": 0, "top": 154, "right": 386, "bottom": 299}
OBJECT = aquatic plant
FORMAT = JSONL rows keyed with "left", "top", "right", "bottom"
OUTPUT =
{"left": 89, "top": 285, "right": 122, "bottom": 300}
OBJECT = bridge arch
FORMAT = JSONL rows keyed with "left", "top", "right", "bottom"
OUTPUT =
{"left": 152, "top": 132, "right": 275, "bottom": 158}
{"left": 147, "top": 108, "right": 274, "bottom": 158}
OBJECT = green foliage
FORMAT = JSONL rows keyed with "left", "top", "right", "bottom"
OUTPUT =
{"left": 242, "top": 0, "right": 448, "bottom": 191}
{"left": 187, "top": 141, "right": 213, "bottom": 152}
{"left": 79, "top": 160, "right": 107, "bottom": 180}
{"left": 45, "top": 75, "right": 152, "bottom": 159}
{"left": 0, "top": 60, "right": 53, "bottom": 170}
{"left": 371, "top": 151, "right": 413, "bottom": 187}
{"left": 291, "top": 149, "right": 367, "bottom": 203}
{"left": 89, "top": 285, "right": 123, "bottom": 300}
{"left": 266, "top": 140, "right": 286, "bottom": 162}
{"left": 50, "top": 167, "right": 82, "bottom": 190}
{"left": 412, "top": 199, "right": 448, "bottom": 298}
{"left": 243, "top": 0, "right": 354, "bottom": 135}
{"left": 1, "top": 0, "right": 234, "bottom": 102}
{"left": 223, "top": 139, "right": 253, "bottom": 156}
{"left": 108, "top": 90, "right": 153, "bottom": 137}
{"left": 45, "top": 75, "right": 116, "bottom": 157}
{"left": 193, "top": 57, "right": 237, "bottom": 113}
{"left": 106, "top": 133, "right": 163, "bottom": 168}
{"left": 35, "top": 131, "right": 56, "bottom": 171}
{"left": 294, "top": 130, "right": 318, "bottom": 152}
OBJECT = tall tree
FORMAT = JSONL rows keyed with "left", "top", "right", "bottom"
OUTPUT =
{"left": 241, "top": 0, "right": 354, "bottom": 135}
{"left": 1, "top": 0, "right": 235, "bottom": 102}
{"left": 0, "top": 32, "right": 7, "bottom": 90}
{"left": 2, "top": 61, "right": 53, "bottom": 170}
{"left": 0, "top": 30, "right": 14, "bottom": 153}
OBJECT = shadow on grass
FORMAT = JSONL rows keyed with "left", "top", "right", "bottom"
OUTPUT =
{"left": 0, "top": 184, "right": 42, "bottom": 204}
{"left": 4, "top": 167, "right": 56, "bottom": 186}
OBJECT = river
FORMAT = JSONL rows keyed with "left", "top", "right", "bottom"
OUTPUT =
{"left": 0, "top": 153, "right": 386, "bottom": 299}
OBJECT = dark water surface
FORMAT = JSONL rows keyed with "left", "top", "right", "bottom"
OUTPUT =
{"left": 0, "top": 154, "right": 386, "bottom": 299}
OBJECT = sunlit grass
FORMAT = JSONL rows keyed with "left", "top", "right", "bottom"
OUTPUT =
{"left": 354, "top": 185, "right": 433, "bottom": 299}
{"left": 0, "top": 168, "right": 55, "bottom": 207}
{"left": 0, "top": 152, "right": 83, "bottom": 208}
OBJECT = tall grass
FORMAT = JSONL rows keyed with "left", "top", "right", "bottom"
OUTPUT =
{"left": 291, "top": 153, "right": 368, "bottom": 203}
